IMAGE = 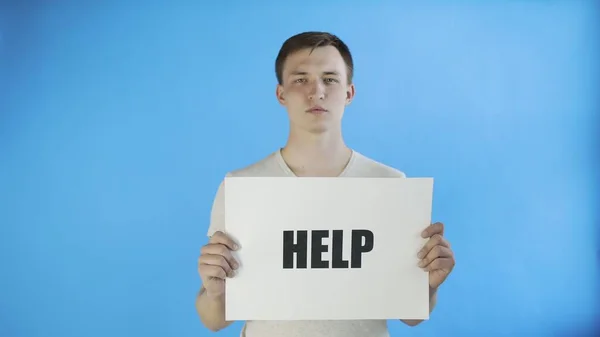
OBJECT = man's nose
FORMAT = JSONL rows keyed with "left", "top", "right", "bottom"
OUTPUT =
{"left": 308, "top": 82, "right": 325, "bottom": 100}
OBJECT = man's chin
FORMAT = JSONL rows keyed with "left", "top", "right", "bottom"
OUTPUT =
{"left": 289, "top": 117, "right": 340, "bottom": 135}
{"left": 302, "top": 123, "right": 335, "bottom": 135}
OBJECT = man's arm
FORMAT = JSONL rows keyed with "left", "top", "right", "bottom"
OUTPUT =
{"left": 402, "top": 222, "right": 455, "bottom": 327}
{"left": 400, "top": 287, "right": 437, "bottom": 327}
{"left": 195, "top": 286, "right": 233, "bottom": 332}
{"left": 196, "top": 179, "right": 234, "bottom": 332}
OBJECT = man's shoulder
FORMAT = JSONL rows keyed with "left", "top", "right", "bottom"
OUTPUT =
{"left": 225, "top": 150, "right": 285, "bottom": 178}
{"left": 350, "top": 151, "right": 407, "bottom": 178}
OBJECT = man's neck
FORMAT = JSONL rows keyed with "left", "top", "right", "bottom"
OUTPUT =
{"left": 281, "top": 128, "right": 352, "bottom": 177}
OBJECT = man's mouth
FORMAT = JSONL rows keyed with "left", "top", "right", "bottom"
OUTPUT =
{"left": 306, "top": 106, "right": 327, "bottom": 114}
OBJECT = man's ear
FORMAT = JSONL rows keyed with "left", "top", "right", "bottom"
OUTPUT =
{"left": 346, "top": 83, "right": 356, "bottom": 105}
{"left": 276, "top": 85, "right": 286, "bottom": 106}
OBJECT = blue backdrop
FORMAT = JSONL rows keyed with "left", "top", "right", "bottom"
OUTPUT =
{"left": 1, "top": 1, "right": 598, "bottom": 336}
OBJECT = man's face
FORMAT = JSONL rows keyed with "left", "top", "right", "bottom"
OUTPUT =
{"left": 276, "top": 46, "right": 355, "bottom": 134}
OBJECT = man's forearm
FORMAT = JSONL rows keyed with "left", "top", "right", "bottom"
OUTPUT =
{"left": 195, "top": 287, "right": 233, "bottom": 332}
{"left": 400, "top": 287, "right": 438, "bottom": 327}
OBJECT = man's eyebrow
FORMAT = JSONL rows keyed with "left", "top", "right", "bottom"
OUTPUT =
{"left": 289, "top": 70, "right": 340, "bottom": 76}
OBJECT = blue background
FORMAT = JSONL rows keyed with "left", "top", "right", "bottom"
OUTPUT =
{"left": 1, "top": 1, "right": 598, "bottom": 336}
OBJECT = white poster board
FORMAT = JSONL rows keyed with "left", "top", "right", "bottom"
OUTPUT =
{"left": 223, "top": 177, "right": 433, "bottom": 321}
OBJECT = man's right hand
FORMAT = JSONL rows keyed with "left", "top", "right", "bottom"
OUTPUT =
{"left": 198, "top": 231, "right": 240, "bottom": 299}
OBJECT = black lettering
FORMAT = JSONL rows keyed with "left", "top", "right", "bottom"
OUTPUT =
{"left": 283, "top": 230, "right": 308, "bottom": 269}
{"left": 331, "top": 230, "right": 349, "bottom": 268}
{"left": 311, "top": 230, "right": 329, "bottom": 268}
{"left": 283, "top": 229, "right": 374, "bottom": 269}
{"left": 351, "top": 229, "right": 374, "bottom": 268}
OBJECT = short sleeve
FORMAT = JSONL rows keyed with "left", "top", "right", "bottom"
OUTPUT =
{"left": 206, "top": 177, "right": 226, "bottom": 238}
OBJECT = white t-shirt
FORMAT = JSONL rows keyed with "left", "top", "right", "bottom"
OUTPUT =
{"left": 206, "top": 149, "right": 407, "bottom": 337}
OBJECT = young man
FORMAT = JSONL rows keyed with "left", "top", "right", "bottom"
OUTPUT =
{"left": 195, "top": 31, "right": 455, "bottom": 337}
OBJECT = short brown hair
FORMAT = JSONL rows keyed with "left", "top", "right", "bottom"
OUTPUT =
{"left": 275, "top": 31, "right": 354, "bottom": 85}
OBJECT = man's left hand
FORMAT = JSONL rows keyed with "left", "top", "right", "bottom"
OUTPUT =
{"left": 417, "top": 222, "right": 455, "bottom": 290}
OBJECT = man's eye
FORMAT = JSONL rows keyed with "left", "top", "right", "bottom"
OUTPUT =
{"left": 324, "top": 78, "right": 338, "bottom": 83}
{"left": 294, "top": 78, "right": 306, "bottom": 83}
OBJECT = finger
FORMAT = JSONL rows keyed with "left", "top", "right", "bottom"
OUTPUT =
{"left": 201, "top": 243, "right": 239, "bottom": 269}
{"left": 199, "top": 264, "right": 228, "bottom": 281}
{"left": 199, "top": 254, "right": 234, "bottom": 276}
{"left": 417, "top": 234, "right": 450, "bottom": 259}
{"left": 421, "top": 222, "right": 444, "bottom": 238}
{"left": 423, "top": 257, "right": 455, "bottom": 271}
{"left": 209, "top": 231, "right": 239, "bottom": 251}
{"left": 419, "top": 245, "right": 453, "bottom": 268}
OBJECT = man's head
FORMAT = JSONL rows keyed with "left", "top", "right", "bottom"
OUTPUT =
{"left": 274, "top": 32, "right": 355, "bottom": 134}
